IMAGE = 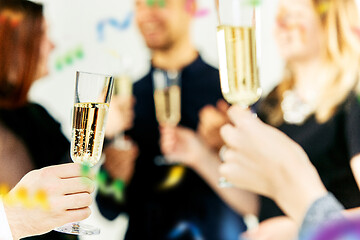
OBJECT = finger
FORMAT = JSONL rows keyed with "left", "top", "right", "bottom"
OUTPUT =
{"left": 60, "top": 177, "right": 95, "bottom": 195}
{"left": 161, "top": 138, "right": 177, "bottom": 155}
{"left": 219, "top": 162, "right": 250, "bottom": 189}
{"left": 199, "top": 105, "right": 214, "bottom": 120}
{"left": 222, "top": 149, "right": 260, "bottom": 173}
{"left": 63, "top": 207, "right": 92, "bottom": 223}
{"left": 61, "top": 192, "right": 93, "bottom": 210}
{"left": 197, "top": 124, "right": 208, "bottom": 138}
{"left": 220, "top": 124, "right": 246, "bottom": 151}
{"left": 43, "top": 163, "right": 83, "bottom": 179}
{"left": 227, "top": 105, "right": 257, "bottom": 128}
{"left": 219, "top": 160, "right": 265, "bottom": 196}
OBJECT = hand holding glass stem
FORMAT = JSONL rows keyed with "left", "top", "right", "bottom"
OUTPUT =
{"left": 216, "top": 0, "right": 262, "bottom": 187}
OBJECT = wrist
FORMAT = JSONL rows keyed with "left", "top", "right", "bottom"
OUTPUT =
{"left": 3, "top": 203, "right": 26, "bottom": 240}
{"left": 275, "top": 165, "right": 328, "bottom": 225}
{"left": 191, "top": 147, "right": 218, "bottom": 172}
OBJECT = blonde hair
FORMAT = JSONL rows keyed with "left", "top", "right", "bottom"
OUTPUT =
{"left": 261, "top": 0, "right": 360, "bottom": 126}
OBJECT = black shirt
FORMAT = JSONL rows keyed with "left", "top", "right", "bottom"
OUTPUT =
{"left": 96, "top": 56, "right": 246, "bottom": 240}
{"left": 0, "top": 103, "right": 75, "bottom": 240}
{"left": 257, "top": 91, "right": 360, "bottom": 221}
{"left": 0, "top": 103, "right": 70, "bottom": 168}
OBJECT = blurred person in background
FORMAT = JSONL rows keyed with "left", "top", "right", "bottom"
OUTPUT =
{"left": 96, "top": 0, "right": 258, "bottom": 239}
{"left": 163, "top": 0, "right": 360, "bottom": 239}
{"left": 252, "top": 0, "right": 360, "bottom": 238}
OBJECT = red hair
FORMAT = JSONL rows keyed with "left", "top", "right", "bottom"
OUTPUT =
{"left": 0, "top": 0, "right": 44, "bottom": 108}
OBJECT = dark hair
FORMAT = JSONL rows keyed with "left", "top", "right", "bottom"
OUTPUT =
{"left": 0, "top": 0, "right": 44, "bottom": 108}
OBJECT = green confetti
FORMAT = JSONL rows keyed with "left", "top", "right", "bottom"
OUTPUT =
{"left": 244, "top": 0, "right": 262, "bottom": 7}
{"left": 112, "top": 179, "right": 125, "bottom": 192}
{"left": 146, "top": 0, "right": 165, "bottom": 8}
{"left": 147, "top": 0, "right": 155, "bottom": 6}
{"left": 158, "top": 0, "right": 166, "bottom": 8}
{"left": 81, "top": 163, "right": 91, "bottom": 176}
{"left": 65, "top": 54, "right": 73, "bottom": 65}
{"left": 55, "top": 58, "right": 63, "bottom": 71}
{"left": 112, "top": 180, "right": 125, "bottom": 202}
{"left": 74, "top": 46, "right": 84, "bottom": 59}
{"left": 96, "top": 170, "right": 108, "bottom": 185}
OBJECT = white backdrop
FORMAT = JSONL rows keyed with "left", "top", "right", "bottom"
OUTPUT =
{"left": 28, "top": 0, "right": 283, "bottom": 239}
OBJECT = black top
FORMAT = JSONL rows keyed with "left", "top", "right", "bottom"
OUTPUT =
{"left": 257, "top": 90, "right": 360, "bottom": 221}
{"left": 96, "top": 56, "right": 246, "bottom": 240}
{"left": 0, "top": 103, "right": 70, "bottom": 168}
{"left": 0, "top": 103, "right": 75, "bottom": 240}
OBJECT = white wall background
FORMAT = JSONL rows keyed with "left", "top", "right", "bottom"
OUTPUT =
{"left": 28, "top": 0, "right": 283, "bottom": 239}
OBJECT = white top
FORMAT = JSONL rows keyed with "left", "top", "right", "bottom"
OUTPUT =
{"left": 0, "top": 199, "right": 13, "bottom": 240}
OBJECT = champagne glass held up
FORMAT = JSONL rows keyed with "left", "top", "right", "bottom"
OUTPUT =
{"left": 54, "top": 71, "right": 114, "bottom": 235}
{"left": 216, "top": 0, "right": 262, "bottom": 187}
{"left": 153, "top": 69, "right": 181, "bottom": 167}
{"left": 152, "top": 69, "right": 185, "bottom": 189}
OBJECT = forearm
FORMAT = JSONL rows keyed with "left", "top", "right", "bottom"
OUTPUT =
{"left": 192, "top": 151, "right": 259, "bottom": 216}
{"left": 274, "top": 164, "right": 328, "bottom": 226}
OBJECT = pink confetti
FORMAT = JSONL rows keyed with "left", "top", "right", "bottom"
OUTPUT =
{"left": 185, "top": 0, "right": 210, "bottom": 18}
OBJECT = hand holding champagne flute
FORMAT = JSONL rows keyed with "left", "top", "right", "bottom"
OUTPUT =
{"left": 153, "top": 69, "right": 181, "bottom": 165}
{"left": 55, "top": 71, "right": 114, "bottom": 235}
{"left": 216, "top": 0, "right": 262, "bottom": 187}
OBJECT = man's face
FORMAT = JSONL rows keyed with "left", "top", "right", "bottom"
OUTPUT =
{"left": 135, "top": 0, "right": 192, "bottom": 50}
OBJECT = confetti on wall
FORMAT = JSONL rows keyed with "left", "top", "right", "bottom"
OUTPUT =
{"left": 146, "top": 0, "right": 166, "bottom": 8}
{"left": 55, "top": 45, "right": 84, "bottom": 71}
{"left": 185, "top": 0, "right": 210, "bottom": 18}
{"left": 97, "top": 12, "right": 133, "bottom": 42}
{"left": 244, "top": 0, "right": 263, "bottom": 7}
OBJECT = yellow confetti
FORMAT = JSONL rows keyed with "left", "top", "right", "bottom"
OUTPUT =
{"left": 15, "top": 187, "right": 32, "bottom": 208}
{"left": 0, "top": 183, "right": 50, "bottom": 210}
{"left": 317, "top": 1, "right": 330, "bottom": 15}
{"left": 0, "top": 184, "right": 10, "bottom": 197}
{"left": 34, "top": 190, "right": 50, "bottom": 210}
{"left": 159, "top": 166, "right": 186, "bottom": 190}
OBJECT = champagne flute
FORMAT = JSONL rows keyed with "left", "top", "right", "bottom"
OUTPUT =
{"left": 112, "top": 74, "right": 133, "bottom": 150}
{"left": 153, "top": 69, "right": 181, "bottom": 165}
{"left": 216, "top": 0, "right": 262, "bottom": 187}
{"left": 55, "top": 71, "right": 114, "bottom": 235}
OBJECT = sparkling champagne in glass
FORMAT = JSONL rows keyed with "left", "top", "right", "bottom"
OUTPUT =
{"left": 55, "top": 71, "right": 114, "bottom": 235}
{"left": 153, "top": 70, "right": 181, "bottom": 127}
{"left": 153, "top": 69, "right": 181, "bottom": 167}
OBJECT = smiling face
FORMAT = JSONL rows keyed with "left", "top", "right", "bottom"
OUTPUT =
{"left": 135, "top": 0, "right": 192, "bottom": 50}
{"left": 274, "top": 0, "right": 325, "bottom": 63}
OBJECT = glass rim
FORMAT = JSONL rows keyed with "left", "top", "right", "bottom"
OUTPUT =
{"left": 76, "top": 71, "right": 113, "bottom": 79}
